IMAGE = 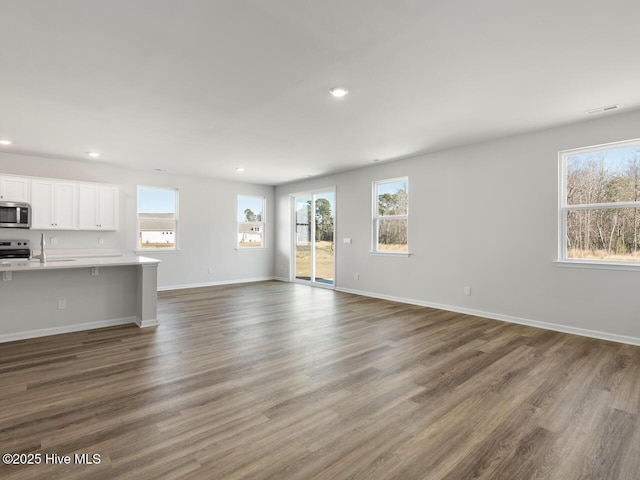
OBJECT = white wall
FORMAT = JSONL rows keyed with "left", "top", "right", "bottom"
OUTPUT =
{"left": 0, "top": 152, "right": 275, "bottom": 288}
{"left": 275, "top": 109, "right": 640, "bottom": 344}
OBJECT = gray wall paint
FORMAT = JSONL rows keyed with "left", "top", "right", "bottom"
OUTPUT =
{"left": 1, "top": 266, "right": 139, "bottom": 338}
{"left": 3, "top": 109, "right": 640, "bottom": 342}
{"left": 0, "top": 152, "right": 275, "bottom": 288}
{"left": 275, "top": 109, "right": 640, "bottom": 342}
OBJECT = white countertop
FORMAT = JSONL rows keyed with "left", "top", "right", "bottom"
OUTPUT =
{"left": 0, "top": 255, "right": 160, "bottom": 272}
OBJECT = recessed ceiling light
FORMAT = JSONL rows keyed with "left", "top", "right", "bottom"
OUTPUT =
{"left": 153, "top": 168, "right": 166, "bottom": 172}
{"left": 87, "top": 151, "right": 100, "bottom": 158}
{"left": 586, "top": 104, "right": 620, "bottom": 114}
{"left": 236, "top": 167, "right": 245, "bottom": 172}
{"left": 0, "top": 140, "right": 13, "bottom": 145}
{"left": 329, "top": 87, "right": 349, "bottom": 98}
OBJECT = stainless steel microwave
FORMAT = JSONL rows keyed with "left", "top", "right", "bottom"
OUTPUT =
{"left": 0, "top": 202, "right": 31, "bottom": 228}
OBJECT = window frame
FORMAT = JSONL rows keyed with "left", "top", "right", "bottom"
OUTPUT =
{"left": 237, "top": 194, "right": 266, "bottom": 250}
{"left": 372, "top": 176, "right": 410, "bottom": 256}
{"left": 559, "top": 137, "right": 640, "bottom": 267}
{"left": 136, "top": 185, "right": 179, "bottom": 252}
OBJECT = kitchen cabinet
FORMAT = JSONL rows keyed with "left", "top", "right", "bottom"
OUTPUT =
{"left": 78, "top": 184, "right": 119, "bottom": 230}
{"left": 0, "top": 172, "right": 120, "bottom": 231}
{"left": 0, "top": 175, "right": 30, "bottom": 202}
{"left": 31, "top": 179, "right": 77, "bottom": 230}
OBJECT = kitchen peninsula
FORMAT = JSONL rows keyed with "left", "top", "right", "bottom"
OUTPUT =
{"left": 0, "top": 255, "right": 160, "bottom": 342}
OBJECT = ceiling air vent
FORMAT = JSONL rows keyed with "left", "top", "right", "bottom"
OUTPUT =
{"left": 586, "top": 104, "right": 620, "bottom": 114}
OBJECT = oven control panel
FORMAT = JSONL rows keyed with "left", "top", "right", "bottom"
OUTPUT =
{"left": 0, "top": 239, "right": 31, "bottom": 259}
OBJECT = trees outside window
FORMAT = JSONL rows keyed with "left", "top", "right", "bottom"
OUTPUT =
{"left": 373, "top": 177, "right": 408, "bottom": 253}
{"left": 560, "top": 139, "right": 640, "bottom": 264}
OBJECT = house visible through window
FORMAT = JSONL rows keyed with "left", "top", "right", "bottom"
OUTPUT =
{"left": 238, "top": 195, "right": 265, "bottom": 248}
{"left": 373, "top": 177, "right": 408, "bottom": 253}
{"left": 137, "top": 186, "right": 178, "bottom": 250}
{"left": 560, "top": 138, "right": 640, "bottom": 264}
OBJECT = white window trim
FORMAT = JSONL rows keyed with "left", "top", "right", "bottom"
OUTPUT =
{"left": 137, "top": 185, "right": 179, "bottom": 252}
{"left": 237, "top": 195, "right": 266, "bottom": 250}
{"left": 372, "top": 176, "right": 410, "bottom": 255}
{"left": 135, "top": 249, "right": 181, "bottom": 255}
{"left": 369, "top": 251, "right": 412, "bottom": 257}
{"left": 558, "top": 138, "right": 640, "bottom": 267}
{"left": 554, "top": 260, "right": 640, "bottom": 271}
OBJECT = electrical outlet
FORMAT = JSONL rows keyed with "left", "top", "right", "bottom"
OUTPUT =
{"left": 355, "top": 273, "right": 360, "bottom": 280}
{"left": 2, "top": 271, "right": 11, "bottom": 281}
{"left": 98, "top": 237, "right": 104, "bottom": 246}
{"left": 91, "top": 267, "right": 99, "bottom": 276}
{"left": 58, "top": 298, "right": 67, "bottom": 309}
{"left": 50, "top": 237, "right": 58, "bottom": 245}
{"left": 464, "top": 286, "right": 471, "bottom": 296}
{"left": 208, "top": 267, "right": 214, "bottom": 274}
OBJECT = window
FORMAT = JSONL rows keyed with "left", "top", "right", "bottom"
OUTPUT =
{"left": 237, "top": 195, "right": 265, "bottom": 248}
{"left": 137, "top": 186, "right": 178, "bottom": 251}
{"left": 560, "top": 138, "right": 640, "bottom": 264}
{"left": 373, "top": 177, "right": 408, "bottom": 253}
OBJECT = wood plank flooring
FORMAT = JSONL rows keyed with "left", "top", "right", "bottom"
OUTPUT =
{"left": 0, "top": 280, "right": 639, "bottom": 479}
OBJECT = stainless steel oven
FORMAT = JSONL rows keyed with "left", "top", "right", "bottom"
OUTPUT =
{"left": 0, "top": 202, "right": 31, "bottom": 229}
{"left": 0, "top": 239, "right": 31, "bottom": 259}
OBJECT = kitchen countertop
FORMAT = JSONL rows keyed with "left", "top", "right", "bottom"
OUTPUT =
{"left": 0, "top": 255, "right": 160, "bottom": 272}
{"left": 0, "top": 252, "right": 161, "bottom": 341}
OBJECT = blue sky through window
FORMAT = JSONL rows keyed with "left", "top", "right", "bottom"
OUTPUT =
{"left": 568, "top": 145, "right": 640, "bottom": 174}
{"left": 138, "top": 187, "right": 176, "bottom": 214}
{"left": 238, "top": 195, "right": 264, "bottom": 222}
{"left": 377, "top": 179, "right": 408, "bottom": 196}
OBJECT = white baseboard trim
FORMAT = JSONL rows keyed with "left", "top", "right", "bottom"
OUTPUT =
{"left": 336, "top": 287, "right": 640, "bottom": 347}
{"left": 157, "top": 276, "right": 276, "bottom": 292}
{"left": 0, "top": 317, "right": 138, "bottom": 344}
{"left": 135, "top": 317, "right": 158, "bottom": 328}
{"left": 273, "top": 276, "right": 290, "bottom": 282}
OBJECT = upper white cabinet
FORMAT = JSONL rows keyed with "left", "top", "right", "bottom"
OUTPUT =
{"left": 31, "top": 179, "right": 78, "bottom": 230}
{"left": 0, "top": 173, "right": 120, "bottom": 231}
{"left": 78, "top": 184, "right": 119, "bottom": 230}
{"left": 0, "top": 175, "right": 30, "bottom": 202}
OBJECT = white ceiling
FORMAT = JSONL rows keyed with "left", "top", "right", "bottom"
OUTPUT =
{"left": 1, "top": 0, "right": 639, "bottom": 185}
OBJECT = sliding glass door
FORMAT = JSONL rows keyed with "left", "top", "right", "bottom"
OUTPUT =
{"left": 293, "top": 189, "right": 335, "bottom": 287}
{"left": 294, "top": 194, "right": 312, "bottom": 281}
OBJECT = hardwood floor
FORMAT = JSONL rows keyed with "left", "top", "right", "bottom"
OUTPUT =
{"left": 1, "top": 280, "right": 639, "bottom": 479}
